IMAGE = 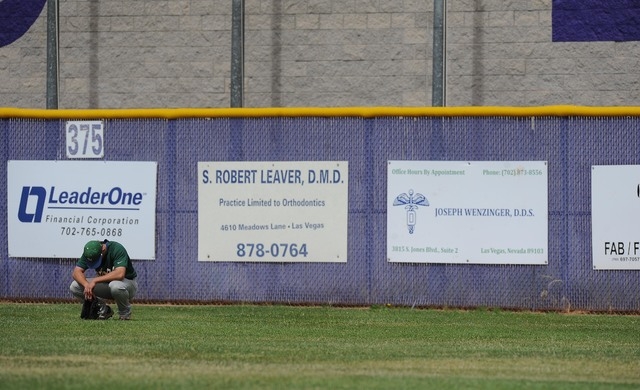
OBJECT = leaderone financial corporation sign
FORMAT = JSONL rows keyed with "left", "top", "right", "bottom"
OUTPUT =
{"left": 7, "top": 160, "right": 157, "bottom": 259}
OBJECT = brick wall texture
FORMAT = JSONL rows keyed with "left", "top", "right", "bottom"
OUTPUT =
{"left": 1, "top": 0, "right": 639, "bottom": 109}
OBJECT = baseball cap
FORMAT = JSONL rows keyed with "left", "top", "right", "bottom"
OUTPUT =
{"left": 83, "top": 241, "right": 103, "bottom": 269}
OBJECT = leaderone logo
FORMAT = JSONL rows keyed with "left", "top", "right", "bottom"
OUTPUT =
{"left": 0, "top": 0, "right": 47, "bottom": 47}
{"left": 18, "top": 185, "right": 146, "bottom": 223}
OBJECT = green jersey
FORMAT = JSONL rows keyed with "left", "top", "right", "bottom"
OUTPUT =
{"left": 77, "top": 240, "right": 137, "bottom": 279}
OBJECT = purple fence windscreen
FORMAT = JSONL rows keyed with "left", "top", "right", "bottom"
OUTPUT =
{"left": 1, "top": 115, "right": 640, "bottom": 313}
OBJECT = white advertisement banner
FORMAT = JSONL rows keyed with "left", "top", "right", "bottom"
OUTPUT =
{"left": 198, "top": 161, "right": 348, "bottom": 262}
{"left": 387, "top": 161, "right": 548, "bottom": 264}
{"left": 7, "top": 161, "right": 157, "bottom": 259}
{"left": 592, "top": 165, "right": 640, "bottom": 270}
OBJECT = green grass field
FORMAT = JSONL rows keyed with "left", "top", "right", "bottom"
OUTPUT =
{"left": 0, "top": 303, "right": 638, "bottom": 389}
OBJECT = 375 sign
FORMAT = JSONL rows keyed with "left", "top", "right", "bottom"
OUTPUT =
{"left": 65, "top": 121, "right": 104, "bottom": 159}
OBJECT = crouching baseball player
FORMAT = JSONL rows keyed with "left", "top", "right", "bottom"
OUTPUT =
{"left": 70, "top": 240, "right": 138, "bottom": 320}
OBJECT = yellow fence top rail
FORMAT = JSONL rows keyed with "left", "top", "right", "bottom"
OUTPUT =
{"left": 2, "top": 106, "right": 640, "bottom": 119}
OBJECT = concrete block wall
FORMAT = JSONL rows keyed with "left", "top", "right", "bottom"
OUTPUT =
{"left": 1, "top": 0, "right": 639, "bottom": 109}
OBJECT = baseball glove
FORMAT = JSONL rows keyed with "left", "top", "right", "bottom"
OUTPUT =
{"left": 80, "top": 299, "right": 100, "bottom": 320}
{"left": 97, "top": 304, "right": 113, "bottom": 320}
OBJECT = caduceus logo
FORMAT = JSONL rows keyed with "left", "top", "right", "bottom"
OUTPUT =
{"left": 393, "top": 189, "right": 429, "bottom": 234}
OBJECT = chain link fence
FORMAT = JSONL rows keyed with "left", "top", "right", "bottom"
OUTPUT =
{"left": 1, "top": 111, "right": 639, "bottom": 313}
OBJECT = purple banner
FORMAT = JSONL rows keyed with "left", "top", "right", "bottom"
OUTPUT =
{"left": 553, "top": 0, "right": 640, "bottom": 42}
{"left": 0, "top": 0, "right": 47, "bottom": 47}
